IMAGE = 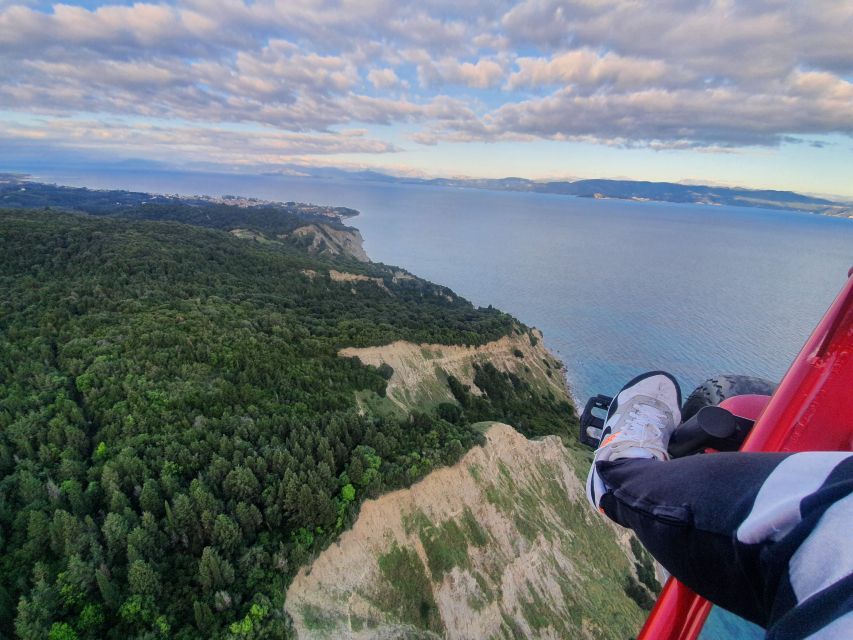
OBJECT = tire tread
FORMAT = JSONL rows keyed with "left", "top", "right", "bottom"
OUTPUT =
{"left": 682, "top": 374, "right": 777, "bottom": 421}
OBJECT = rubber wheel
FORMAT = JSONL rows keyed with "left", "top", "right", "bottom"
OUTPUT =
{"left": 681, "top": 374, "right": 777, "bottom": 421}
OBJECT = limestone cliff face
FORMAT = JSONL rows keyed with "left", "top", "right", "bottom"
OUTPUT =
{"left": 285, "top": 424, "right": 648, "bottom": 640}
{"left": 229, "top": 222, "right": 370, "bottom": 261}
{"left": 339, "top": 329, "right": 567, "bottom": 413}
{"left": 288, "top": 223, "right": 370, "bottom": 262}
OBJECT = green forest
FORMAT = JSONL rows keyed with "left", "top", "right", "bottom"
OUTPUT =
{"left": 0, "top": 204, "right": 577, "bottom": 639}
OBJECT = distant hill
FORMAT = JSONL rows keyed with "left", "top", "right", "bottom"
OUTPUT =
{"left": 422, "top": 177, "right": 851, "bottom": 217}
{"left": 8, "top": 170, "right": 850, "bottom": 218}
{"left": 527, "top": 179, "right": 852, "bottom": 216}
{"left": 263, "top": 166, "right": 853, "bottom": 218}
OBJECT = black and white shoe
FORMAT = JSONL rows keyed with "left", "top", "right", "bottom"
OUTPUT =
{"left": 586, "top": 371, "right": 682, "bottom": 510}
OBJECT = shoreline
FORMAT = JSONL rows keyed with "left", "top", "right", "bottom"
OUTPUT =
{"left": 353, "top": 211, "right": 581, "bottom": 413}
{"left": 16, "top": 166, "right": 853, "bottom": 219}
{"left": 0, "top": 172, "right": 360, "bottom": 223}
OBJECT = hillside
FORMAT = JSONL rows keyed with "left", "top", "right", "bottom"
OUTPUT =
{"left": 0, "top": 207, "right": 589, "bottom": 639}
{"left": 286, "top": 423, "right": 655, "bottom": 640}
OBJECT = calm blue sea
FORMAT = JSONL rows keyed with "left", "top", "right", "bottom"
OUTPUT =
{"left": 32, "top": 169, "right": 853, "bottom": 405}
{"left": 30, "top": 168, "right": 850, "bottom": 638}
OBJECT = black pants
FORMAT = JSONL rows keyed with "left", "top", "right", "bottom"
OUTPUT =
{"left": 597, "top": 452, "right": 853, "bottom": 640}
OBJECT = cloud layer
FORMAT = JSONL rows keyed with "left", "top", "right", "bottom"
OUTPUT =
{"left": 1, "top": 1, "right": 851, "bottom": 166}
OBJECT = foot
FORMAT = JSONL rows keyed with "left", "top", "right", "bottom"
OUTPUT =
{"left": 586, "top": 371, "right": 682, "bottom": 510}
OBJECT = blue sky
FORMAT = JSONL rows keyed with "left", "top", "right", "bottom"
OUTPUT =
{"left": 1, "top": 1, "right": 852, "bottom": 198}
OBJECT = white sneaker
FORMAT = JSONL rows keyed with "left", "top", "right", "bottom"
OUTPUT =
{"left": 586, "top": 371, "right": 682, "bottom": 510}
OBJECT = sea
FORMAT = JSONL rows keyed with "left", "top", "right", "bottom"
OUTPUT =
{"left": 25, "top": 168, "right": 853, "bottom": 638}
{"left": 29, "top": 169, "right": 853, "bottom": 405}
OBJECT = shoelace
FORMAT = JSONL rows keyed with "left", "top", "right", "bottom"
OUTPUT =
{"left": 621, "top": 401, "right": 669, "bottom": 442}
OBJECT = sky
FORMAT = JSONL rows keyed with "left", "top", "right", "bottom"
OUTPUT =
{"left": 1, "top": 0, "right": 852, "bottom": 198}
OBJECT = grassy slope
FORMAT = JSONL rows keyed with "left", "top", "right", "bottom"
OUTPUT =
{"left": 286, "top": 425, "right": 656, "bottom": 639}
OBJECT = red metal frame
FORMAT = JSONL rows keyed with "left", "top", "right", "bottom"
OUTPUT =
{"left": 638, "top": 268, "right": 853, "bottom": 640}
{"left": 718, "top": 394, "right": 772, "bottom": 422}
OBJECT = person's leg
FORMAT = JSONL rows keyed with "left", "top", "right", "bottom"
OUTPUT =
{"left": 598, "top": 452, "right": 784, "bottom": 626}
{"left": 596, "top": 452, "right": 853, "bottom": 637}
{"left": 585, "top": 371, "right": 853, "bottom": 637}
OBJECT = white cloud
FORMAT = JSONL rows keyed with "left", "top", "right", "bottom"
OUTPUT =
{"left": 416, "top": 56, "right": 505, "bottom": 89}
{"left": 0, "top": 0, "right": 851, "bottom": 161}
{"left": 443, "top": 59, "right": 505, "bottom": 89}
{"left": 507, "top": 49, "right": 676, "bottom": 91}
{"left": 1, "top": 117, "right": 399, "bottom": 166}
{"left": 427, "top": 74, "right": 853, "bottom": 147}
{"left": 368, "top": 68, "right": 403, "bottom": 90}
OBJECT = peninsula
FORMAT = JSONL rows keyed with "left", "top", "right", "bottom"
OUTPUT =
{"left": 0, "top": 180, "right": 655, "bottom": 639}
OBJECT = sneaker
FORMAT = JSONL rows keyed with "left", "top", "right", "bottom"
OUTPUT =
{"left": 586, "top": 371, "right": 682, "bottom": 510}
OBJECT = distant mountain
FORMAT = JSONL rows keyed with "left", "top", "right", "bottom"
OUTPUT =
{"left": 267, "top": 166, "right": 853, "bottom": 218}
{"left": 527, "top": 179, "right": 849, "bottom": 214}
{"left": 8, "top": 167, "right": 850, "bottom": 218}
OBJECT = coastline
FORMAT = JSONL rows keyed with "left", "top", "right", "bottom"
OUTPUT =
{"left": 351, "top": 215, "right": 580, "bottom": 417}
{"left": 14, "top": 167, "right": 853, "bottom": 220}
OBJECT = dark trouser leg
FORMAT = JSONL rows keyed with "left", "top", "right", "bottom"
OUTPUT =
{"left": 597, "top": 452, "right": 853, "bottom": 638}
{"left": 597, "top": 453, "right": 791, "bottom": 628}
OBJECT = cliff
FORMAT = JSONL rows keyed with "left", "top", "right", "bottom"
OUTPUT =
{"left": 339, "top": 329, "right": 566, "bottom": 413}
{"left": 287, "top": 223, "right": 370, "bottom": 262}
{"left": 286, "top": 424, "right": 651, "bottom": 639}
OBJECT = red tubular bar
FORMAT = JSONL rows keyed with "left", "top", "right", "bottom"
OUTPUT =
{"left": 638, "top": 268, "right": 853, "bottom": 640}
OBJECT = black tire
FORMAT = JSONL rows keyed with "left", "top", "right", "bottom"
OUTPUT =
{"left": 681, "top": 374, "right": 777, "bottom": 421}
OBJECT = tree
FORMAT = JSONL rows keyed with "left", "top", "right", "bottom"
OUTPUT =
{"left": 169, "top": 493, "right": 197, "bottom": 545}
{"left": 101, "top": 512, "right": 129, "bottom": 558}
{"left": 437, "top": 402, "right": 462, "bottom": 424}
{"left": 193, "top": 601, "right": 215, "bottom": 634}
{"left": 76, "top": 602, "right": 105, "bottom": 635}
{"left": 95, "top": 568, "right": 120, "bottom": 611}
{"left": 50, "top": 510, "right": 82, "bottom": 557}
{"left": 235, "top": 502, "right": 263, "bottom": 538}
{"left": 14, "top": 564, "right": 59, "bottom": 639}
{"left": 213, "top": 514, "right": 241, "bottom": 553}
{"left": 60, "top": 480, "right": 86, "bottom": 515}
{"left": 138, "top": 479, "right": 162, "bottom": 515}
{"left": 198, "top": 547, "right": 234, "bottom": 593}
{"left": 128, "top": 560, "right": 160, "bottom": 597}
{"left": 48, "top": 622, "right": 78, "bottom": 640}
{"left": 223, "top": 467, "right": 260, "bottom": 502}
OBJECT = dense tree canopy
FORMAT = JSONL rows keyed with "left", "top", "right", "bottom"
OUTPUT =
{"left": 0, "top": 207, "right": 576, "bottom": 639}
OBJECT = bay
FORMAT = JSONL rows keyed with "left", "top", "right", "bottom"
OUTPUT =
{"left": 33, "top": 168, "right": 853, "bottom": 404}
